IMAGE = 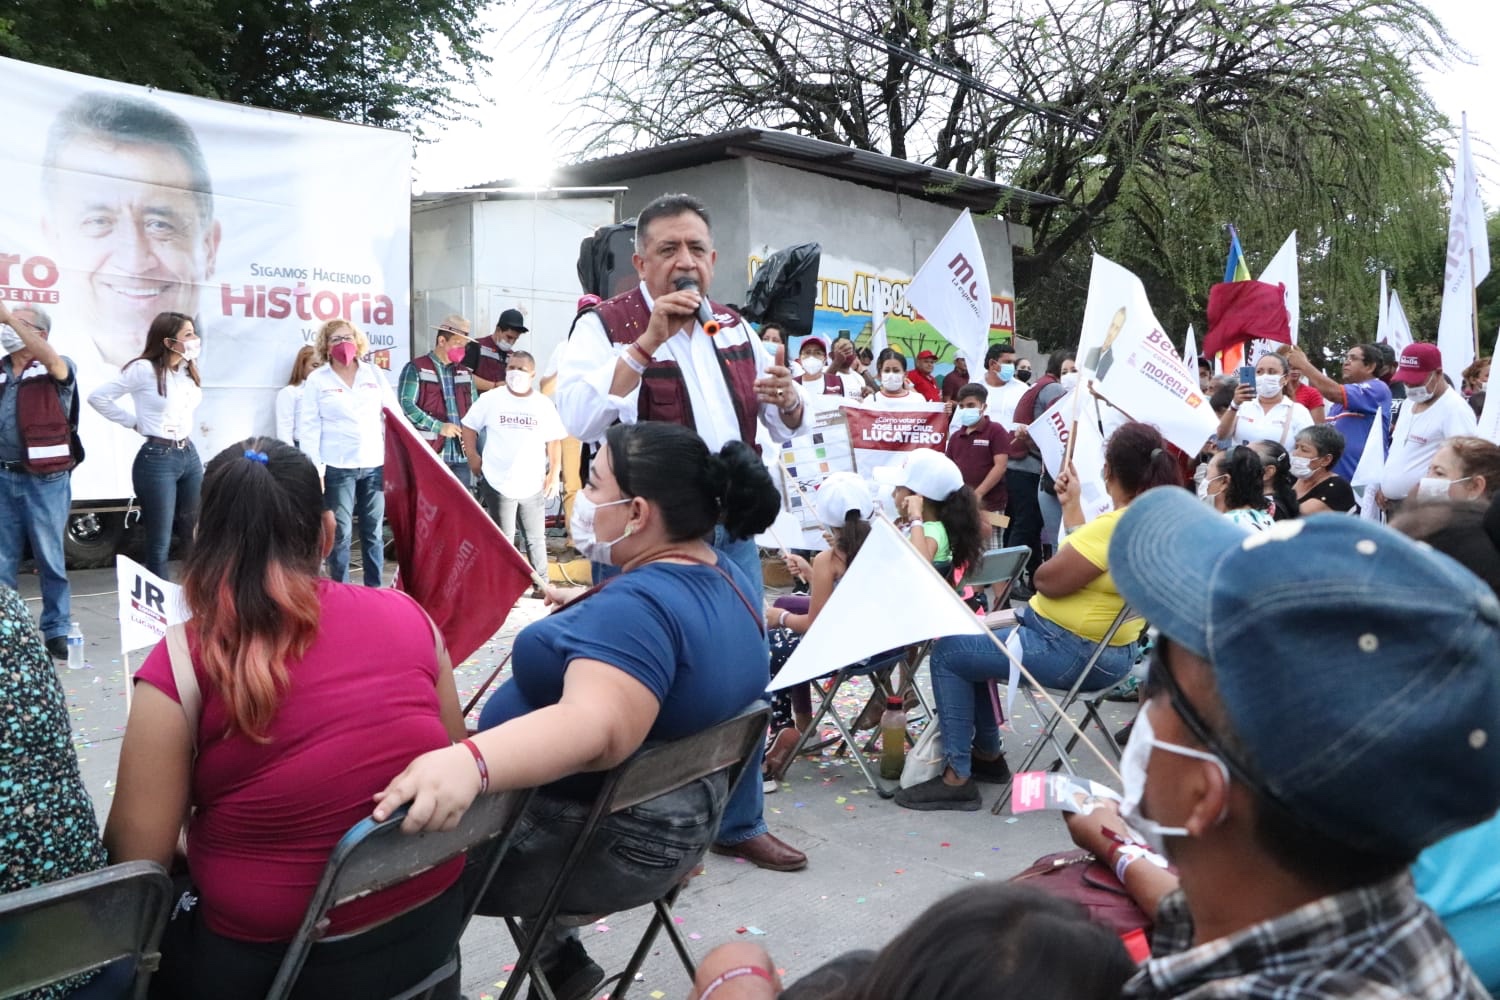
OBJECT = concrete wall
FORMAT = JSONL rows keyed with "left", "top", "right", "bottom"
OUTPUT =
{"left": 608, "top": 161, "right": 753, "bottom": 303}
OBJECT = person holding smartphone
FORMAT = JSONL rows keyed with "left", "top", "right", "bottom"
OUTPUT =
{"left": 1215, "top": 353, "right": 1313, "bottom": 449}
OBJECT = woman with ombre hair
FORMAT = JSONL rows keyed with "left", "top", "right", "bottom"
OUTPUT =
{"left": 104, "top": 437, "right": 468, "bottom": 1000}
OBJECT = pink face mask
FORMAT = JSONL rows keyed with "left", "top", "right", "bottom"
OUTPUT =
{"left": 331, "top": 341, "right": 358, "bottom": 366}
{"left": 446, "top": 345, "right": 466, "bottom": 364}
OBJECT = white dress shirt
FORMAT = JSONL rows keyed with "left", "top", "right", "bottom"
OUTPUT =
{"left": 275, "top": 383, "right": 303, "bottom": 445}
{"left": 1230, "top": 397, "right": 1314, "bottom": 447}
{"left": 299, "top": 361, "right": 398, "bottom": 470}
{"left": 89, "top": 359, "right": 202, "bottom": 440}
{"left": 555, "top": 282, "right": 805, "bottom": 450}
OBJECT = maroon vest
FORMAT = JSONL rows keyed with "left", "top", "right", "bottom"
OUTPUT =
{"left": 1011, "top": 372, "right": 1058, "bottom": 460}
{"left": 472, "top": 335, "right": 508, "bottom": 384}
{"left": 594, "top": 288, "right": 760, "bottom": 449}
{"left": 2, "top": 359, "right": 75, "bottom": 474}
{"left": 409, "top": 354, "right": 474, "bottom": 452}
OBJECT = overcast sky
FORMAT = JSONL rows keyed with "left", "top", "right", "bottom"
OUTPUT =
{"left": 412, "top": 1, "right": 1500, "bottom": 205}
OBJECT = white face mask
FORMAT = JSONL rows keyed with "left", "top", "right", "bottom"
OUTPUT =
{"left": 0, "top": 325, "right": 24, "bottom": 355}
{"left": 800, "top": 356, "right": 825, "bottom": 377}
{"left": 1119, "top": 706, "right": 1230, "bottom": 855}
{"left": 1288, "top": 455, "right": 1315, "bottom": 479}
{"left": 1406, "top": 382, "right": 1433, "bottom": 405}
{"left": 569, "top": 493, "right": 633, "bottom": 564}
{"left": 1197, "top": 473, "right": 1225, "bottom": 505}
{"left": 881, "top": 372, "right": 905, "bottom": 393}
{"left": 1255, "top": 374, "right": 1283, "bottom": 399}
{"left": 1059, "top": 371, "right": 1080, "bottom": 391}
{"left": 173, "top": 339, "right": 201, "bottom": 361}
{"left": 506, "top": 369, "right": 533, "bottom": 394}
{"left": 1418, "top": 475, "right": 1470, "bottom": 499}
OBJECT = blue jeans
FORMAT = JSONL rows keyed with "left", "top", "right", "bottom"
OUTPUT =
{"left": 0, "top": 466, "right": 71, "bottom": 639}
{"left": 930, "top": 608, "right": 1135, "bottom": 779}
{"left": 593, "top": 528, "right": 769, "bottom": 845}
{"left": 470, "top": 774, "right": 728, "bottom": 963}
{"left": 323, "top": 466, "right": 384, "bottom": 586}
{"left": 447, "top": 461, "right": 472, "bottom": 488}
{"left": 132, "top": 441, "right": 202, "bottom": 580}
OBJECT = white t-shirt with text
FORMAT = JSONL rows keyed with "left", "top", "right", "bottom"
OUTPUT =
{"left": 462, "top": 388, "right": 567, "bottom": 498}
{"left": 1380, "top": 387, "right": 1477, "bottom": 499}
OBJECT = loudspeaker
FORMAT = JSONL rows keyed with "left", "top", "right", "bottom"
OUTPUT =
{"left": 741, "top": 242, "right": 821, "bottom": 337}
{"left": 576, "top": 223, "right": 639, "bottom": 300}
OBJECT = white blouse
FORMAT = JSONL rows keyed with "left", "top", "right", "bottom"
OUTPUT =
{"left": 88, "top": 360, "right": 202, "bottom": 441}
{"left": 299, "top": 361, "right": 398, "bottom": 470}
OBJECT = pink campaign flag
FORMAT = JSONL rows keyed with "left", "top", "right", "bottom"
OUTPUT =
{"left": 383, "top": 406, "right": 535, "bottom": 664}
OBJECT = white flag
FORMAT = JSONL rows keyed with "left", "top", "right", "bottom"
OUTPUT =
{"left": 1028, "top": 387, "right": 1113, "bottom": 522}
{"left": 1182, "top": 324, "right": 1197, "bottom": 370}
{"left": 1478, "top": 328, "right": 1500, "bottom": 443}
{"left": 768, "top": 517, "right": 987, "bottom": 691}
{"left": 906, "top": 209, "right": 992, "bottom": 366}
{"left": 1436, "top": 112, "right": 1490, "bottom": 375}
{"left": 1075, "top": 255, "right": 1219, "bottom": 457}
{"left": 1255, "top": 232, "right": 1300, "bottom": 350}
{"left": 1375, "top": 271, "right": 1391, "bottom": 347}
{"left": 115, "top": 555, "right": 190, "bottom": 654}
{"left": 1350, "top": 407, "right": 1387, "bottom": 522}
{"left": 1387, "top": 289, "right": 1414, "bottom": 353}
{"left": 870, "top": 283, "right": 889, "bottom": 358}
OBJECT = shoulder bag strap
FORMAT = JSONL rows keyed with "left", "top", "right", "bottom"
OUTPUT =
{"left": 165, "top": 624, "right": 202, "bottom": 750}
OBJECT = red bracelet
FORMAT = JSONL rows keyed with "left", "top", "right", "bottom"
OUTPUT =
{"left": 460, "top": 738, "right": 489, "bottom": 794}
{"left": 698, "top": 965, "right": 775, "bottom": 999}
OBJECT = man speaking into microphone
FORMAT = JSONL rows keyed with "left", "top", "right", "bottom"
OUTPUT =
{"left": 555, "top": 193, "right": 809, "bottom": 874}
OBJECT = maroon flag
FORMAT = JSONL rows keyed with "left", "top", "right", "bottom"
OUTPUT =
{"left": 383, "top": 407, "right": 535, "bottom": 664}
{"left": 1203, "top": 280, "right": 1291, "bottom": 357}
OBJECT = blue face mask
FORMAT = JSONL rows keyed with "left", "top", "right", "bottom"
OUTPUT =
{"left": 957, "top": 408, "right": 983, "bottom": 427}
{"left": 999, "top": 363, "right": 1016, "bottom": 382}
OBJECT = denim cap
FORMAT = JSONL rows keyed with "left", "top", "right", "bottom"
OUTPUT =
{"left": 1110, "top": 486, "right": 1500, "bottom": 857}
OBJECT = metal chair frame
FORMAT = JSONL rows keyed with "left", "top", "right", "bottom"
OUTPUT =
{"left": 499, "top": 702, "right": 771, "bottom": 1000}
{"left": 0, "top": 860, "right": 172, "bottom": 1000}
{"left": 990, "top": 605, "right": 1143, "bottom": 815}
{"left": 266, "top": 786, "right": 535, "bottom": 1000}
{"left": 957, "top": 545, "right": 1032, "bottom": 611}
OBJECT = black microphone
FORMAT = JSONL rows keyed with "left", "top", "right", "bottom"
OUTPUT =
{"left": 673, "top": 276, "right": 721, "bottom": 335}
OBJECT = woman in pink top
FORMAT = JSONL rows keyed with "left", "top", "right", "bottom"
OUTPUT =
{"left": 104, "top": 437, "right": 468, "bottom": 999}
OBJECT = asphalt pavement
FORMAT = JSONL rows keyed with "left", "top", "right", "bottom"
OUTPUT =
{"left": 15, "top": 562, "right": 1132, "bottom": 999}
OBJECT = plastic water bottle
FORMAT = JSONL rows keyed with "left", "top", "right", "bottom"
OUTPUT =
{"left": 66, "top": 622, "right": 85, "bottom": 670}
{"left": 879, "top": 696, "right": 908, "bottom": 780}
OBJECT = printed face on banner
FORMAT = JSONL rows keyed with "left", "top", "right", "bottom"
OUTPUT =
{"left": 746, "top": 252, "right": 1016, "bottom": 384}
{"left": 0, "top": 59, "right": 412, "bottom": 506}
{"left": 1077, "top": 255, "right": 1218, "bottom": 457}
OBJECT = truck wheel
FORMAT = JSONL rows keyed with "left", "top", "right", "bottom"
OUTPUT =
{"left": 65, "top": 512, "right": 126, "bottom": 570}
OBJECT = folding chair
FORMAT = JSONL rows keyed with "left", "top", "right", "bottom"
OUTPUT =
{"left": 957, "top": 545, "right": 1031, "bottom": 611}
{"left": 266, "top": 786, "right": 534, "bottom": 1000}
{"left": 990, "top": 605, "right": 1144, "bottom": 815}
{"left": 500, "top": 702, "right": 770, "bottom": 1000}
{"left": 0, "top": 860, "right": 172, "bottom": 1000}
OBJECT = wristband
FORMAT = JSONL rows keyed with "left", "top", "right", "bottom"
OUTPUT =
{"left": 698, "top": 965, "right": 775, "bottom": 1000}
{"left": 460, "top": 738, "right": 490, "bottom": 794}
{"left": 1112, "top": 843, "right": 1166, "bottom": 883}
{"left": 779, "top": 609, "right": 790, "bottom": 628}
{"left": 621, "top": 348, "right": 647, "bottom": 375}
{"left": 1229, "top": 401, "right": 1241, "bottom": 411}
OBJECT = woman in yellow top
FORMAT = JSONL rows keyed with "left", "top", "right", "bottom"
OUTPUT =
{"left": 896, "top": 421, "right": 1181, "bottom": 811}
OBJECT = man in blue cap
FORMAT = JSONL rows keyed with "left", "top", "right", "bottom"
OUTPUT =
{"left": 1096, "top": 488, "right": 1499, "bottom": 997}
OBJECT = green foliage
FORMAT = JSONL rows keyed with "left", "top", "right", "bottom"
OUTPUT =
{"left": 540, "top": 0, "right": 1460, "bottom": 369}
{"left": 0, "top": 0, "right": 491, "bottom": 135}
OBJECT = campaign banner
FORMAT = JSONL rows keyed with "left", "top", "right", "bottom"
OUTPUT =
{"left": 115, "top": 555, "right": 188, "bottom": 654}
{"left": 905, "top": 210, "right": 993, "bottom": 367}
{"left": 1077, "top": 255, "right": 1219, "bottom": 457}
{"left": 1029, "top": 387, "right": 1113, "bottom": 523}
{"left": 0, "top": 56, "right": 413, "bottom": 506}
{"left": 758, "top": 395, "right": 948, "bottom": 550}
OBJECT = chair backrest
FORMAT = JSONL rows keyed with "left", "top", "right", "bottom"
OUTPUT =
{"left": 0, "top": 860, "right": 172, "bottom": 1000}
{"left": 603, "top": 702, "right": 772, "bottom": 814}
{"left": 959, "top": 546, "right": 1030, "bottom": 590}
{"left": 265, "top": 785, "right": 532, "bottom": 1000}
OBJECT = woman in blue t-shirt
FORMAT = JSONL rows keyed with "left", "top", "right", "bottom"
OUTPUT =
{"left": 375, "top": 421, "right": 781, "bottom": 1000}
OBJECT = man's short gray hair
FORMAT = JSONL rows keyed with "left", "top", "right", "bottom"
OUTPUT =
{"left": 15, "top": 305, "right": 53, "bottom": 334}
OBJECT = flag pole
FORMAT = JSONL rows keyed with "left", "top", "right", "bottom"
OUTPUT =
{"left": 463, "top": 650, "right": 514, "bottom": 717}
{"left": 872, "top": 510, "right": 1123, "bottom": 783}
{"left": 1061, "top": 376, "right": 1086, "bottom": 473}
{"left": 1473, "top": 247, "right": 1482, "bottom": 363}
